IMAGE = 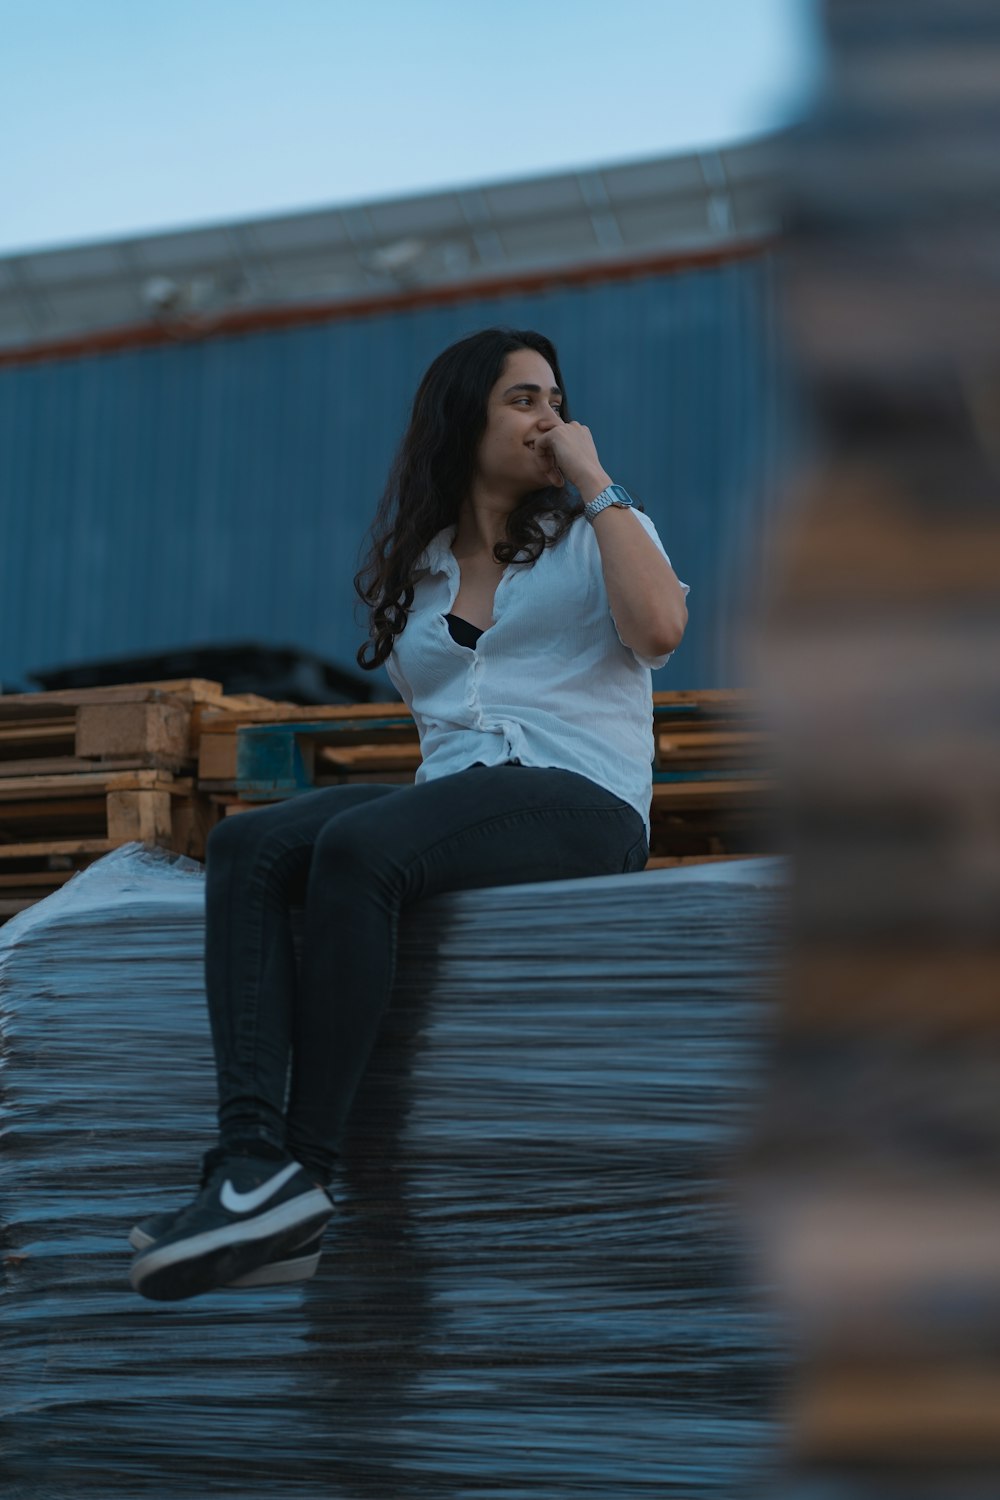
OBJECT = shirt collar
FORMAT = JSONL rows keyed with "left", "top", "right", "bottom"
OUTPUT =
{"left": 416, "top": 524, "right": 458, "bottom": 576}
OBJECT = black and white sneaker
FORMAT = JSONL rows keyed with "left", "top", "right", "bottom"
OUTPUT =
{"left": 129, "top": 1152, "right": 333, "bottom": 1301}
{"left": 128, "top": 1211, "right": 325, "bottom": 1287}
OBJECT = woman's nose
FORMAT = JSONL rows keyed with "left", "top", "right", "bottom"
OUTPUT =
{"left": 536, "top": 408, "right": 561, "bottom": 429}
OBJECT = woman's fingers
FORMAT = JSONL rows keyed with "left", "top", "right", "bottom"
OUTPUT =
{"left": 537, "top": 422, "right": 600, "bottom": 486}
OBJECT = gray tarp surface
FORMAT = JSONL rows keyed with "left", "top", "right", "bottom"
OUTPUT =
{"left": 1, "top": 845, "right": 788, "bottom": 1498}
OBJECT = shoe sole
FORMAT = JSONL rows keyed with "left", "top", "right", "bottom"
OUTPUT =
{"left": 128, "top": 1223, "right": 323, "bottom": 1286}
{"left": 232, "top": 1244, "right": 322, "bottom": 1287}
{"left": 129, "top": 1190, "right": 333, "bottom": 1301}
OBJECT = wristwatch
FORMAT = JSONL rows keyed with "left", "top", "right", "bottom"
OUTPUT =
{"left": 584, "top": 483, "right": 633, "bottom": 524}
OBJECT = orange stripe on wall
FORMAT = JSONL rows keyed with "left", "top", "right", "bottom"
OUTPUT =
{"left": 0, "top": 238, "right": 773, "bottom": 369}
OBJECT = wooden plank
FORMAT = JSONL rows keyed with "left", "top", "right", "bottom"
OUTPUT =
{"left": 653, "top": 769, "right": 766, "bottom": 783}
{"left": 658, "top": 731, "right": 771, "bottom": 750}
{"left": 0, "top": 722, "right": 76, "bottom": 750}
{"left": 0, "top": 838, "right": 116, "bottom": 859}
{"left": 257, "top": 717, "right": 419, "bottom": 748}
{"left": 652, "top": 688, "right": 754, "bottom": 706}
{"left": 0, "top": 796, "right": 106, "bottom": 823}
{"left": 654, "top": 754, "right": 771, "bottom": 774}
{"left": 197, "top": 699, "right": 410, "bottom": 732}
{"left": 0, "top": 769, "right": 187, "bottom": 800}
{"left": 0, "top": 868, "right": 79, "bottom": 889}
{"left": 0, "top": 755, "right": 179, "bottom": 779}
{"left": 651, "top": 778, "right": 775, "bottom": 809}
{"left": 102, "top": 770, "right": 190, "bottom": 793}
{"left": 0, "top": 679, "right": 228, "bottom": 713}
{"left": 316, "top": 743, "right": 421, "bottom": 771}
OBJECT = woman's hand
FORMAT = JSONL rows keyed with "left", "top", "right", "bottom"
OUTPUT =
{"left": 535, "top": 421, "right": 613, "bottom": 501}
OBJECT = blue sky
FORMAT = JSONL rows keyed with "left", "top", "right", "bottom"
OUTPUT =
{"left": 3, "top": 0, "right": 823, "bottom": 255}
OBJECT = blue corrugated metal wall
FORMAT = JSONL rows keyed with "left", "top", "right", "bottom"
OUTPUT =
{"left": 0, "top": 258, "right": 791, "bottom": 695}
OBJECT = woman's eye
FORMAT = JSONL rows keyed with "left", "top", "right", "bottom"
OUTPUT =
{"left": 514, "top": 397, "right": 562, "bottom": 412}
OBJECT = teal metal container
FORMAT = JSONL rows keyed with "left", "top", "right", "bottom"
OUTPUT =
{"left": 0, "top": 256, "right": 791, "bottom": 695}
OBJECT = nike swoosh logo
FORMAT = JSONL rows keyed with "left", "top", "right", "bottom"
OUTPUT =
{"left": 220, "top": 1161, "right": 301, "bottom": 1214}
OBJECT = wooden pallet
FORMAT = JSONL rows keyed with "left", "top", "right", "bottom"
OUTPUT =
{"left": 196, "top": 690, "right": 778, "bottom": 864}
{"left": 0, "top": 766, "right": 218, "bottom": 919}
{"left": 197, "top": 700, "right": 416, "bottom": 784}
{"left": 0, "top": 766, "right": 214, "bottom": 849}
{"left": 0, "top": 679, "right": 271, "bottom": 779}
{"left": 0, "top": 680, "right": 274, "bottom": 922}
{"left": 0, "top": 687, "right": 778, "bottom": 926}
{"left": 198, "top": 690, "right": 772, "bottom": 789}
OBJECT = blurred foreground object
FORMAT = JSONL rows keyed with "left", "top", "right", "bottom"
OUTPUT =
{"left": 747, "top": 0, "right": 1000, "bottom": 1492}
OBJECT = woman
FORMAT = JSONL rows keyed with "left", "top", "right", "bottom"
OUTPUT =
{"left": 129, "top": 327, "right": 689, "bottom": 1301}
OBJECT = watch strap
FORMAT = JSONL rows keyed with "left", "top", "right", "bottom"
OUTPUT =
{"left": 584, "top": 484, "right": 633, "bottom": 523}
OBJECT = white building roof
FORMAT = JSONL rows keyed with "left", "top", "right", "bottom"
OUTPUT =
{"left": 0, "top": 136, "right": 779, "bottom": 352}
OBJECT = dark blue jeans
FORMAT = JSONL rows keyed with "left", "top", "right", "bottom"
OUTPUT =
{"left": 203, "top": 762, "right": 649, "bottom": 1183}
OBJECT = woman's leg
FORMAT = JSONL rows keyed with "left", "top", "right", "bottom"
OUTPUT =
{"left": 201, "top": 782, "right": 404, "bottom": 1155}
{"left": 130, "top": 789, "right": 415, "bottom": 1302}
{"left": 285, "top": 763, "right": 646, "bottom": 1180}
{"left": 129, "top": 765, "right": 644, "bottom": 1301}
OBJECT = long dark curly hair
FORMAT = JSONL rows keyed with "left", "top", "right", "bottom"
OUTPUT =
{"left": 354, "top": 326, "right": 585, "bottom": 670}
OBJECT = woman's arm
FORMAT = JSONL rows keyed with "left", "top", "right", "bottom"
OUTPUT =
{"left": 537, "top": 422, "right": 689, "bottom": 659}
{"left": 587, "top": 493, "right": 688, "bottom": 658}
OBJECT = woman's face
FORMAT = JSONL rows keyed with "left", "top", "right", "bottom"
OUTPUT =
{"left": 474, "top": 347, "right": 565, "bottom": 494}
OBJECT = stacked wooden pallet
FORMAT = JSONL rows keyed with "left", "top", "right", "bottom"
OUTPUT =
{"left": 0, "top": 684, "right": 777, "bottom": 926}
{"left": 0, "top": 680, "right": 267, "bottom": 924}
{"left": 648, "top": 690, "right": 776, "bottom": 863}
{"left": 197, "top": 688, "right": 778, "bottom": 868}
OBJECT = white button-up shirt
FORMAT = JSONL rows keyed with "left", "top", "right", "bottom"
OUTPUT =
{"left": 384, "top": 508, "right": 690, "bottom": 839}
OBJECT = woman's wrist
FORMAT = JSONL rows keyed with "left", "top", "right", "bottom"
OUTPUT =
{"left": 576, "top": 469, "right": 615, "bottom": 504}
